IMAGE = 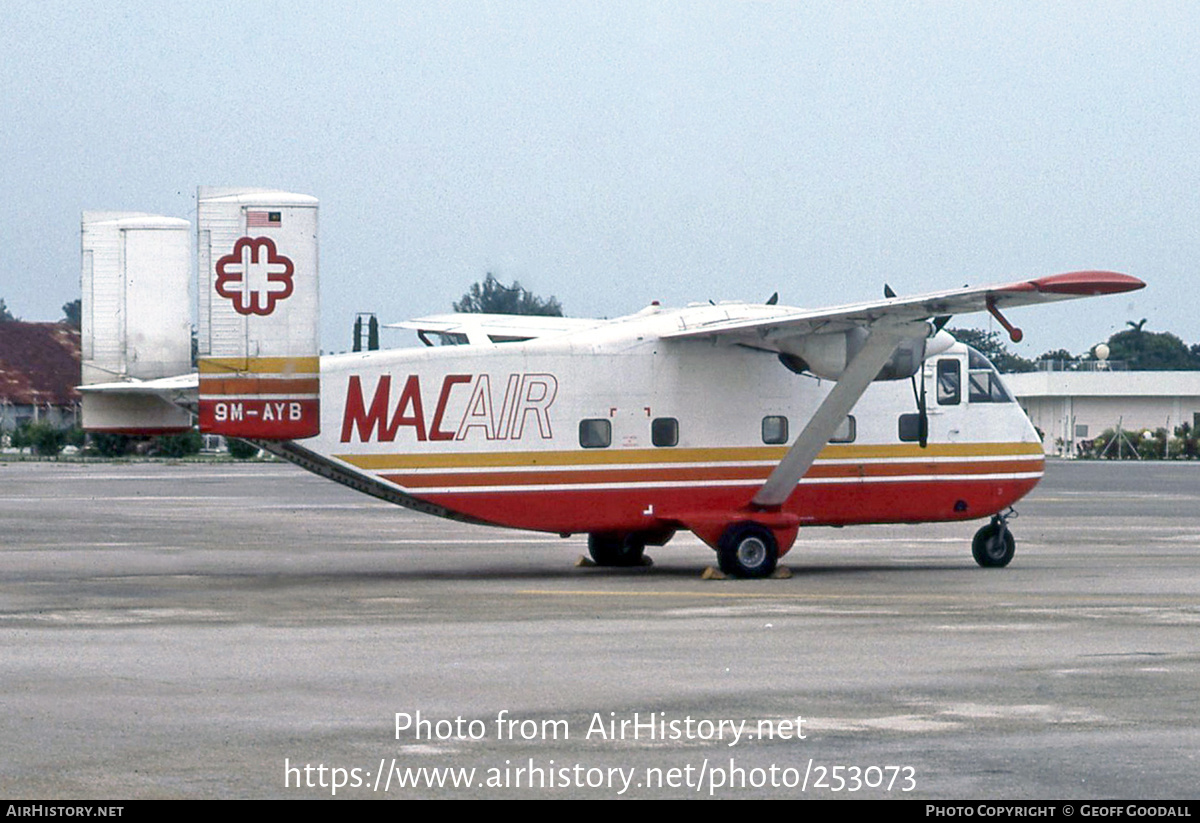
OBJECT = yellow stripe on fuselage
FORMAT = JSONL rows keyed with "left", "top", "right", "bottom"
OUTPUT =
{"left": 198, "top": 356, "right": 321, "bottom": 375}
{"left": 334, "top": 441, "right": 1043, "bottom": 471}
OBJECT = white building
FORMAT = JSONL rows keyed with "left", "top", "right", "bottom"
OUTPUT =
{"left": 1004, "top": 369, "right": 1200, "bottom": 456}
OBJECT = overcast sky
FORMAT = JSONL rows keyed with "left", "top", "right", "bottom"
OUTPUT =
{"left": 1, "top": 2, "right": 1194, "bottom": 356}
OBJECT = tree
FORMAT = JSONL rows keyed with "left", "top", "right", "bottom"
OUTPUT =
{"left": 1035, "top": 348, "right": 1079, "bottom": 370}
{"left": 1103, "top": 322, "right": 1198, "bottom": 370}
{"left": 453, "top": 273, "right": 563, "bottom": 316}
{"left": 0, "top": 298, "right": 15, "bottom": 322}
{"left": 61, "top": 299, "right": 81, "bottom": 329}
{"left": 945, "top": 327, "right": 1036, "bottom": 373}
{"left": 1037, "top": 348, "right": 1076, "bottom": 363}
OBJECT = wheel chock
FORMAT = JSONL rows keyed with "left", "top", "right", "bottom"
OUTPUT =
{"left": 702, "top": 565, "right": 791, "bottom": 580}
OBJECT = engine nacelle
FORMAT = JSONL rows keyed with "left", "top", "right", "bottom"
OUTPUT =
{"left": 778, "top": 326, "right": 935, "bottom": 381}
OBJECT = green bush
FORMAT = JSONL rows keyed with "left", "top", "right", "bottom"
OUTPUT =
{"left": 12, "top": 422, "right": 67, "bottom": 456}
{"left": 153, "top": 430, "right": 203, "bottom": 458}
{"left": 226, "top": 438, "right": 260, "bottom": 459}
{"left": 87, "top": 433, "right": 135, "bottom": 457}
{"left": 1081, "top": 426, "right": 1187, "bottom": 460}
{"left": 1173, "top": 423, "right": 1199, "bottom": 459}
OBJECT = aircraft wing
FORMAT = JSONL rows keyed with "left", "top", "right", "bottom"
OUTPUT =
{"left": 662, "top": 270, "right": 1144, "bottom": 509}
{"left": 661, "top": 271, "right": 1144, "bottom": 346}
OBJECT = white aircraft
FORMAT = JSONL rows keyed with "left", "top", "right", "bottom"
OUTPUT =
{"left": 79, "top": 189, "right": 1145, "bottom": 577}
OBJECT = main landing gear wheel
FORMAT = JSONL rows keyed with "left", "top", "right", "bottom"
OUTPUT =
{"left": 587, "top": 533, "right": 646, "bottom": 567}
{"left": 717, "top": 523, "right": 779, "bottom": 578}
{"left": 972, "top": 517, "right": 1016, "bottom": 568}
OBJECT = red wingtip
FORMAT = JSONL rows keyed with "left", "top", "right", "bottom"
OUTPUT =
{"left": 1029, "top": 271, "right": 1145, "bottom": 295}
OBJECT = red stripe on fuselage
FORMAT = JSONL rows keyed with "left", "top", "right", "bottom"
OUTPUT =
{"left": 398, "top": 475, "right": 1041, "bottom": 537}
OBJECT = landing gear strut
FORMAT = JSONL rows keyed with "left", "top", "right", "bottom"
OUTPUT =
{"left": 972, "top": 509, "right": 1017, "bottom": 568}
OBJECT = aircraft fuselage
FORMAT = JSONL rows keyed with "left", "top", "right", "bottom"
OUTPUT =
{"left": 304, "top": 319, "right": 1042, "bottom": 554}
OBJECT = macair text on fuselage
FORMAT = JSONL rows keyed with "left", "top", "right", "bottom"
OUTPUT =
{"left": 340, "top": 373, "right": 559, "bottom": 444}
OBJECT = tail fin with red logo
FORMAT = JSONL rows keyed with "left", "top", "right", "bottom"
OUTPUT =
{"left": 196, "top": 187, "right": 320, "bottom": 439}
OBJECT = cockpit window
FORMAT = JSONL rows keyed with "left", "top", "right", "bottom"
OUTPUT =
{"left": 967, "top": 348, "right": 1013, "bottom": 403}
{"left": 967, "top": 348, "right": 992, "bottom": 371}
{"left": 936, "top": 359, "right": 961, "bottom": 405}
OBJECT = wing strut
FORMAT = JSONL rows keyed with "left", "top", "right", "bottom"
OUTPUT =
{"left": 752, "top": 327, "right": 910, "bottom": 509}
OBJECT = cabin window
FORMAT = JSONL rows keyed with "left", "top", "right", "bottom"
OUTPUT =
{"left": 762, "top": 416, "right": 789, "bottom": 444}
{"left": 651, "top": 417, "right": 678, "bottom": 447}
{"left": 1075, "top": 424, "right": 1089, "bottom": 438}
{"left": 967, "top": 348, "right": 1012, "bottom": 403}
{"left": 937, "top": 359, "right": 961, "bottom": 405}
{"left": 830, "top": 415, "right": 856, "bottom": 443}
{"left": 579, "top": 419, "right": 611, "bottom": 448}
{"left": 898, "top": 413, "right": 924, "bottom": 442}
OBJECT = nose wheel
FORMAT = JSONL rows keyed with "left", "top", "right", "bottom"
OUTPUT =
{"left": 972, "top": 510, "right": 1016, "bottom": 568}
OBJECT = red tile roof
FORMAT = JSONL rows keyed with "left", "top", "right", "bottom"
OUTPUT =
{"left": 0, "top": 322, "right": 82, "bottom": 407}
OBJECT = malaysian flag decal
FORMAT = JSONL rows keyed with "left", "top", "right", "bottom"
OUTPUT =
{"left": 247, "top": 210, "right": 282, "bottom": 228}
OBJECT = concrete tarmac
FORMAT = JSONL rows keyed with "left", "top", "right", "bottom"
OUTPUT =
{"left": 1, "top": 458, "right": 1198, "bottom": 799}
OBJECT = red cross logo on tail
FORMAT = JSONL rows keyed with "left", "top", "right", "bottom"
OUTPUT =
{"left": 215, "top": 236, "right": 295, "bottom": 316}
